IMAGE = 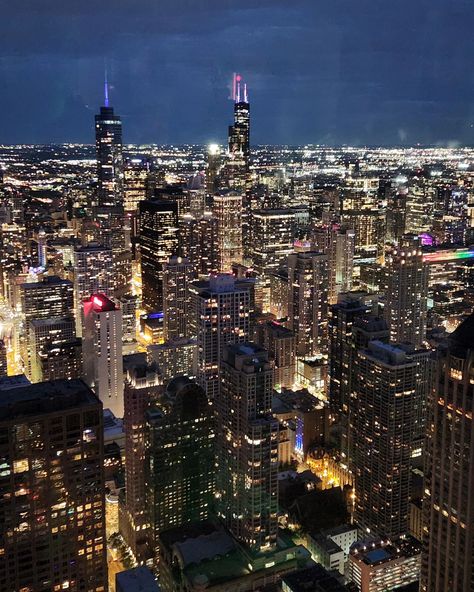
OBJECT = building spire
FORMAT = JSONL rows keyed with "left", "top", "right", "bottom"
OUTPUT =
{"left": 104, "top": 68, "right": 109, "bottom": 107}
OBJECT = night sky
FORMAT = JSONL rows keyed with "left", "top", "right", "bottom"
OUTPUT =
{"left": 1, "top": 0, "right": 474, "bottom": 146}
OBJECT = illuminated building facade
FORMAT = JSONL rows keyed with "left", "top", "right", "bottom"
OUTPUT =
{"left": 340, "top": 176, "right": 384, "bottom": 265}
{"left": 216, "top": 343, "right": 279, "bottom": 552}
{"left": 255, "top": 320, "right": 296, "bottom": 389}
{"left": 421, "top": 314, "right": 474, "bottom": 592}
{"left": 213, "top": 190, "right": 243, "bottom": 272}
{"left": 287, "top": 250, "right": 329, "bottom": 358}
{"left": 83, "top": 294, "right": 124, "bottom": 417}
{"left": 250, "top": 208, "right": 296, "bottom": 309}
{"left": 138, "top": 199, "right": 179, "bottom": 313}
{"left": 147, "top": 338, "right": 197, "bottom": 383}
{"left": 120, "top": 362, "right": 160, "bottom": 563}
{"left": 313, "top": 223, "right": 355, "bottom": 305}
{"left": 349, "top": 536, "right": 421, "bottom": 592}
{"left": 163, "top": 256, "right": 194, "bottom": 340}
{"left": 146, "top": 377, "right": 214, "bottom": 558}
{"left": 227, "top": 73, "right": 250, "bottom": 192}
{"left": 73, "top": 244, "right": 113, "bottom": 335}
{"left": 350, "top": 340, "right": 431, "bottom": 537}
{"left": 0, "top": 379, "right": 107, "bottom": 592}
{"left": 190, "top": 274, "right": 254, "bottom": 400}
{"left": 27, "top": 317, "right": 76, "bottom": 382}
{"left": 384, "top": 235, "right": 428, "bottom": 347}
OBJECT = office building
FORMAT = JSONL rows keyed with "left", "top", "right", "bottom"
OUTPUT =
{"left": 190, "top": 274, "right": 254, "bottom": 399}
{"left": 384, "top": 235, "right": 428, "bottom": 347}
{"left": 349, "top": 536, "right": 421, "bottom": 592}
{"left": 146, "top": 377, "right": 214, "bottom": 558}
{"left": 226, "top": 73, "right": 250, "bottom": 191}
{"left": 163, "top": 256, "right": 193, "bottom": 340}
{"left": 287, "top": 250, "right": 329, "bottom": 358}
{"left": 138, "top": 199, "right": 179, "bottom": 313}
{"left": 83, "top": 294, "right": 124, "bottom": 417}
{"left": 95, "top": 94, "right": 124, "bottom": 208}
{"left": 0, "top": 379, "right": 107, "bottom": 591}
{"left": 421, "top": 314, "right": 474, "bottom": 592}
{"left": 350, "top": 340, "right": 431, "bottom": 537}
{"left": 213, "top": 190, "right": 243, "bottom": 272}
{"left": 216, "top": 343, "right": 279, "bottom": 552}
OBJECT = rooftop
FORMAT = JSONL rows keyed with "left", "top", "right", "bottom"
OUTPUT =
{"left": 282, "top": 564, "right": 349, "bottom": 591}
{"left": 115, "top": 566, "right": 160, "bottom": 592}
{"left": 0, "top": 379, "right": 100, "bottom": 421}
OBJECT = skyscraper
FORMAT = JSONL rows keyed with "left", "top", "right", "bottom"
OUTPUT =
{"left": 95, "top": 89, "right": 124, "bottom": 208}
{"left": 190, "top": 274, "right": 254, "bottom": 399}
{"left": 421, "top": 314, "right": 474, "bottom": 592}
{"left": 83, "top": 293, "right": 124, "bottom": 417}
{"left": 138, "top": 199, "right": 179, "bottom": 313}
{"left": 216, "top": 343, "right": 279, "bottom": 552}
{"left": 287, "top": 250, "right": 329, "bottom": 358}
{"left": 146, "top": 376, "right": 214, "bottom": 558}
{"left": 21, "top": 276, "right": 74, "bottom": 322}
{"left": 227, "top": 73, "right": 250, "bottom": 191}
{"left": 73, "top": 244, "right": 114, "bottom": 335}
{"left": 120, "top": 362, "right": 161, "bottom": 562}
{"left": 213, "top": 189, "right": 243, "bottom": 272}
{"left": 94, "top": 90, "right": 132, "bottom": 298}
{"left": 312, "top": 223, "right": 355, "bottom": 305}
{"left": 0, "top": 379, "right": 107, "bottom": 592}
{"left": 384, "top": 235, "right": 428, "bottom": 347}
{"left": 255, "top": 320, "right": 296, "bottom": 389}
{"left": 350, "top": 340, "right": 431, "bottom": 537}
{"left": 162, "top": 256, "right": 194, "bottom": 341}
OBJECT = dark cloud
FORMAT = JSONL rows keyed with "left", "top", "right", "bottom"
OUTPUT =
{"left": 0, "top": 0, "right": 473, "bottom": 144}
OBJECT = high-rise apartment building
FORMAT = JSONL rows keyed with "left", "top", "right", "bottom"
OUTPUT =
{"left": 146, "top": 377, "right": 214, "bottom": 558}
{"left": 255, "top": 320, "right": 296, "bottom": 389}
{"left": 83, "top": 294, "right": 124, "bottom": 417}
{"left": 38, "top": 338, "right": 83, "bottom": 382}
{"left": 138, "top": 199, "right": 179, "bottom": 313}
{"left": 0, "top": 339, "right": 7, "bottom": 376}
{"left": 73, "top": 244, "right": 113, "bottom": 335}
{"left": 287, "top": 250, "right": 329, "bottom": 358}
{"left": 384, "top": 235, "right": 428, "bottom": 347}
{"left": 120, "top": 362, "right": 161, "bottom": 562}
{"left": 0, "top": 379, "right": 107, "bottom": 592}
{"left": 340, "top": 176, "right": 385, "bottom": 265}
{"left": 312, "top": 223, "right": 355, "bottom": 305}
{"left": 216, "top": 343, "right": 279, "bottom": 552}
{"left": 21, "top": 276, "right": 74, "bottom": 322}
{"left": 213, "top": 190, "right": 243, "bottom": 272}
{"left": 27, "top": 316, "right": 76, "bottom": 382}
{"left": 162, "top": 256, "right": 194, "bottom": 341}
{"left": 190, "top": 274, "right": 254, "bottom": 399}
{"left": 421, "top": 314, "right": 474, "bottom": 592}
{"left": 250, "top": 208, "right": 296, "bottom": 310}
{"left": 350, "top": 340, "right": 431, "bottom": 537}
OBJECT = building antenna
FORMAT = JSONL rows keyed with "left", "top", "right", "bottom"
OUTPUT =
{"left": 244, "top": 83, "right": 248, "bottom": 103}
{"left": 104, "top": 67, "right": 109, "bottom": 107}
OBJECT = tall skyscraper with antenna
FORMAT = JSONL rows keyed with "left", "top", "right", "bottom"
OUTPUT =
{"left": 95, "top": 73, "right": 124, "bottom": 208}
{"left": 93, "top": 75, "right": 132, "bottom": 297}
{"left": 228, "top": 73, "right": 250, "bottom": 177}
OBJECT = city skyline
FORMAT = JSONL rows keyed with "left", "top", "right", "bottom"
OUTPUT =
{"left": 1, "top": 0, "right": 474, "bottom": 146}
